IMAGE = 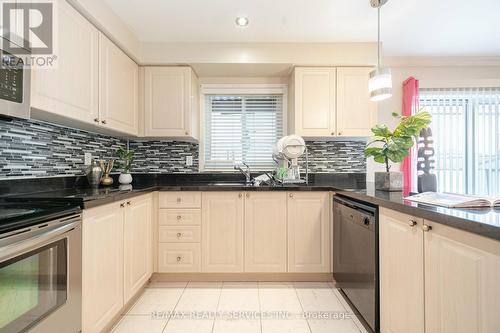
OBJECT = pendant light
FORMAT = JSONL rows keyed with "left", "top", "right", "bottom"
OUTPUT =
{"left": 369, "top": 0, "right": 392, "bottom": 102}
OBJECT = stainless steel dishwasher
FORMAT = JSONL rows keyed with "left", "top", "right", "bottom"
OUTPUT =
{"left": 333, "top": 196, "right": 379, "bottom": 333}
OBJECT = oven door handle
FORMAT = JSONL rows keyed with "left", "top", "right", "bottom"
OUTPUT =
{"left": 0, "top": 219, "right": 80, "bottom": 261}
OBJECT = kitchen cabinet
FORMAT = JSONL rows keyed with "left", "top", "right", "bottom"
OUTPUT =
{"left": 143, "top": 67, "right": 199, "bottom": 140}
{"left": 289, "top": 67, "right": 336, "bottom": 137}
{"left": 82, "top": 202, "right": 124, "bottom": 333}
{"left": 288, "top": 66, "right": 376, "bottom": 138}
{"left": 31, "top": 0, "right": 99, "bottom": 126}
{"left": 99, "top": 33, "right": 139, "bottom": 136}
{"left": 287, "top": 192, "right": 330, "bottom": 272}
{"left": 83, "top": 194, "right": 153, "bottom": 333}
{"left": 336, "top": 67, "right": 377, "bottom": 137}
{"left": 202, "top": 192, "right": 244, "bottom": 272}
{"left": 158, "top": 192, "right": 202, "bottom": 272}
{"left": 123, "top": 194, "right": 153, "bottom": 304}
{"left": 379, "top": 207, "right": 500, "bottom": 333}
{"left": 244, "top": 192, "right": 287, "bottom": 272}
{"left": 424, "top": 220, "right": 500, "bottom": 333}
{"left": 379, "top": 208, "right": 425, "bottom": 333}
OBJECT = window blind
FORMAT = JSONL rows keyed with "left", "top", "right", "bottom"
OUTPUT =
{"left": 420, "top": 87, "right": 500, "bottom": 196}
{"left": 204, "top": 95, "right": 283, "bottom": 170}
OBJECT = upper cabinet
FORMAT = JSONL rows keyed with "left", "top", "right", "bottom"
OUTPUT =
{"left": 31, "top": 1, "right": 139, "bottom": 137}
{"left": 98, "top": 34, "right": 139, "bottom": 136}
{"left": 143, "top": 67, "right": 200, "bottom": 141}
{"left": 31, "top": 0, "right": 99, "bottom": 126}
{"left": 336, "top": 67, "right": 378, "bottom": 136}
{"left": 289, "top": 66, "right": 377, "bottom": 138}
{"left": 289, "top": 67, "right": 336, "bottom": 137}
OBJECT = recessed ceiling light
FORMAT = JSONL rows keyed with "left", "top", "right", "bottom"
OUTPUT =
{"left": 235, "top": 16, "right": 249, "bottom": 27}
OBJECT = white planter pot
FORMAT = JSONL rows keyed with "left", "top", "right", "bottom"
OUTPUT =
{"left": 118, "top": 173, "right": 133, "bottom": 185}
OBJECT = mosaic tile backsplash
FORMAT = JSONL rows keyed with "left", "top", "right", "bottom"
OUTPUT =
{"left": 0, "top": 118, "right": 366, "bottom": 178}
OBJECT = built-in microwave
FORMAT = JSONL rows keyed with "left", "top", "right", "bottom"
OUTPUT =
{"left": 0, "top": 35, "right": 31, "bottom": 119}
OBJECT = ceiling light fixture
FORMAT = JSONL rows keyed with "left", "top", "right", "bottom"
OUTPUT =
{"left": 368, "top": 0, "right": 392, "bottom": 102}
{"left": 235, "top": 16, "right": 249, "bottom": 27}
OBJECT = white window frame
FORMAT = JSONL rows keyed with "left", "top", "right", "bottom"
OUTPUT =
{"left": 199, "top": 83, "right": 288, "bottom": 172}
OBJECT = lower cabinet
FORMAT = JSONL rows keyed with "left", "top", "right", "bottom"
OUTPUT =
{"left": 123, "top": 195, "right": 153, "bottom": 303}
{"left": 287, "top": 192, "right": 331, "bottom": 272}
{"left": 82, "top": 194, "right": 153, "bottom": 333}
{"left": 244, "top": 192, "right": 287, "bottom": 272}
{"left": 379, "top": 208, "right": 424, "bottom": 333}
{"left": 82, "top": 203, "right": 124, "bottom": 333}
{"left": 380, "top": 207, "right": 500, "bottom": 333}
{"left": 202, "top": 192, "right": 245, "bottom": 272}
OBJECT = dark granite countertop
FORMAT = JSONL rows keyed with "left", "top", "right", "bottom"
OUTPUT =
{"left": 2, "top": 173, "right": 500, "bottom": 240}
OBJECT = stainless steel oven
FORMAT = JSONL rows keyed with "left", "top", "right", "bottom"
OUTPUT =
{"left": 0, "top": 214, "right": 82, "bottom": 333}
{"left": 0, "top": 35, "right": 31, "bottom": 119}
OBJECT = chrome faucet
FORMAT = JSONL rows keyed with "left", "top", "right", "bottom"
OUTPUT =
{"left": 234, "top": 163, "right": 252, "bottom": 184}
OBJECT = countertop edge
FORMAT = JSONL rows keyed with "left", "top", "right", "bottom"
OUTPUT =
{"left": 78, "top": 186, "right": 500, "bottom": 241}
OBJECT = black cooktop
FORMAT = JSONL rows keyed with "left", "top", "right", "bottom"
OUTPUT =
{"left": 0, "top": 199, "right": 81, "bottom": 235}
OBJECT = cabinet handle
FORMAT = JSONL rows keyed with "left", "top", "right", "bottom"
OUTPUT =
{"left": 422, "top": 224, "right": 432, "bottom": 232}
{"left": 331, "top": 132, "right": 335, "bottom": 136}
{"left": 176, "top": 232, "right": 182, "bottom": 238}
{"left": 289, "top": 193, "right": 294, "bottom": 198}
{"left": 238, "top": 193, "right": 243, "bottom": 198}
{"left": 176, "top": 215, "right": 182, "bottom": 220}
{"left": 246, "top": 193, "right": 250, "bottom": 198}
{"left": 338, "top": 131, "right": 342, "bottom": 136}
{"left": 176, "top": 197, "right": 182, "bottom": 203}
{"left": 185, "top": 131, "right": 189, "bottom": 135}
{"left": 94, "top": 118, "right": 99, "bottom": 123}
{"left": 176, "top": 256, "right": 182, "bottom": 262}
{"left": 408, "top": 219, "right": 417, "bottom": 227}
{"left": 126, "top": 201, "right": 131, "bottom": 206}
{"left": 101, "top": 120, "right": 107, "bottom": 125}
{"left": 120, "top": 203, "right": 125, "bottom": 208}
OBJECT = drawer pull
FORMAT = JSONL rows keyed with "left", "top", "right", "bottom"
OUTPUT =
{"left": 289, "top": 193, "right": 294, "bottom": 198}
{"left": 176, "top": 232, "right": 182, "bottom": 238}
{"left": 176, "top": 215, "right": 182, "bottom": 220}
{"left": 408, "top": 219, "right": 417, "bottom": 227}
{"left": 422, "top": 224, "right": 432, "bottom": 232}
{"left": 176, "top": 256, "right": 182, "bottom": 262}
{"left": 176, "top": 197, "right": 182, "bottom": 203}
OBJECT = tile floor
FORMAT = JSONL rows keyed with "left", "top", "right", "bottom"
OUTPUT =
{"left": 111, "top": 281, "right": 368, "bottom": 333}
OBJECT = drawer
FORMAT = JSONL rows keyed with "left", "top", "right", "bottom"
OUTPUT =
{"left": 159, "top": 226, "right": 201, "bottom": 243}
{"left": 159, "top": 209, "right": 201, "bottom": 226}
{"left": 159, "top": 192, "right": 201, "bottom": 208}
{"left": 158, "top": 243, "right": 201, "bottom": 272}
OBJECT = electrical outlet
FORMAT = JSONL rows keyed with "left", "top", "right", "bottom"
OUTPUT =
{"left": 186, "top": 155, "right": 193, "bottom": 166}
{"left": 84, "top": 152, "right": 92, "bottom": 166}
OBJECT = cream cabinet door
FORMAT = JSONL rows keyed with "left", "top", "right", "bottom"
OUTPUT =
{"left": 244, "top": 192, "right": 287, "bottom": 272}
{"left": 336, "top": 67, "right": 377, "bottom": 137}
{"left": 202, "top": 192, "right": 244, "bottom": 272}
{"left": 379, "top": 208, "right": 425, "bottom": 333}
{"left": 99, "top": 33, "right": 139, "bottom": 136}
{"left": 287, "top": 192, "right": 330, "bottom": 272}
{"left": 82, "top": 203, "right": 124, "bottom": 333}
{"left": 143, "top": 67, "right": 199, "bottom": 139}
{"left": 291, "top": 67, "right": 336, "bottom": 137}
{"left": 31, "top": 0, "right": 99, "bottom": 125}
{"left": 424, "top": 221, "right": 500, "bottom": 333}
{"left": 123, "top": 195, "right": 153, "bottom": 304}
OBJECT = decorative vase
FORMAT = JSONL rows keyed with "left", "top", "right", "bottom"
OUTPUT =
{"left": 375, "top": 171, "right": 403, "bottom": 191}
{"left": 99, "top": 159, "right": 114, "bottom": 186}
{"left": 119, "top": 173, "right": 133, "bottom": 185}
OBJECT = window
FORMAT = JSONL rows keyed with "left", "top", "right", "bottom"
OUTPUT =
{"left": 202, "top": 91, "right": 284, "bottom": 171}
{"left": 419, "top": 87, "right": 500, "bottom": 196}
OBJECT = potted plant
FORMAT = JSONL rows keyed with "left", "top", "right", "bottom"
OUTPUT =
{"left": 116, "top": 147, "right": 134, "bottom": 185}
{"left": 365, "top": 111, "right": 431, "bottom": 191}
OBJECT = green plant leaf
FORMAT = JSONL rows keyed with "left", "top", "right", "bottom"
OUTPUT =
{"left": 364, "top": 147, "right": 382, "bottom": 157}
{"left": 371, "top": 124, "right": 392, "bottom": 137}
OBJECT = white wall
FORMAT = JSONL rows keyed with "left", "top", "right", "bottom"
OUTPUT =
{"left": 366, "top": 64, "right": 500, "bottom": 181}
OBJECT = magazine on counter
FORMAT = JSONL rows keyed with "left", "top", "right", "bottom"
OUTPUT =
{"left": 404, "top": 192, "right": 500, "bottom": 208}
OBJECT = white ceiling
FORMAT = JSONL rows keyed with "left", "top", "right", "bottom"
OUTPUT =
{"left": 102, "top": 0, "right": 500, "bottom": 57}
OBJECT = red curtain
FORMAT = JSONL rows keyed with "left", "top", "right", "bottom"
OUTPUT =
{"left": 402, "top": 77, "right": 419, "bottom": 189}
